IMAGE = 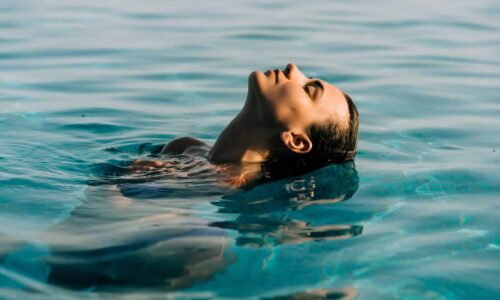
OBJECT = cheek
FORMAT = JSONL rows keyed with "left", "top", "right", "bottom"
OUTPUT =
{"left": 272, "top": 87, "right": 311, "bottom": 125}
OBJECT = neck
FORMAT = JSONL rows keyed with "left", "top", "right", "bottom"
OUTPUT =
{"left": 209, "top": 110, "right": 272, "bottom": 163}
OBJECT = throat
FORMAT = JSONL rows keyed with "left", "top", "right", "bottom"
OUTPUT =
{"left": 209, "top": 140, "right": 269, "bottom": 164}
{"left": 241, "top": 149, "right": 269, "bottom": 163}
{"left": 209, "top": 113, "right": 273, "bottom": 163}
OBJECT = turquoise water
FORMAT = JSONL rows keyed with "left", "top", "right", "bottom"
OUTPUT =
{"left": 1, "top": 0, "right": 499, "bottom": 299}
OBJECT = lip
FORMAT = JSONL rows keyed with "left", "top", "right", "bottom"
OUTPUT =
{"left": 262, "top": 65, "right": 291, "bottom": 85}
{"left": 263, "top": 69, "right": 277, "bottom": 84}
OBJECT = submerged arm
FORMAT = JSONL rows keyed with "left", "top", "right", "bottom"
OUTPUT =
{"left": 159, "top": 137, "right": 207, "bottom": 154}
{"left": 128, "top": 137, "right": 207, "bottom": 172}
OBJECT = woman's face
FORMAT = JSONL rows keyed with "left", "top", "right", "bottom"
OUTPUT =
{"left": 248, "top": 63, "right": 349, "bottom": 131}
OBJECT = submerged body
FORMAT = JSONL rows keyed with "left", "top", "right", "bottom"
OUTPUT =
{"left": 128, "top": 137, "right": 262, "bottom": 188}
{"left": 44, "top": 156, "right": 359, "bottom": 291}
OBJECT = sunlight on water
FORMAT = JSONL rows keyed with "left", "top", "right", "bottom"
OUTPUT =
{"left": 0, "top": 0, "right": 499, "bottom": 299}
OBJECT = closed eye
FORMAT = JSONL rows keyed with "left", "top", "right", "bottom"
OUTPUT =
{"left": 304, "top": 80, "right": 324, "bottom": 99}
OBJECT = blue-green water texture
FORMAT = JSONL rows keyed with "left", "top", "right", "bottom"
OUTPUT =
{"left": 1, "top": 1, "right": 499, "bottom": 299}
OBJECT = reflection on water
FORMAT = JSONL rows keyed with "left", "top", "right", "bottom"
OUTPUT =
{"left": 262, "top": 288, "right": 357, "bottom": 300}
{"left": 211, "top": 162, "right": 362, "bottom": 247}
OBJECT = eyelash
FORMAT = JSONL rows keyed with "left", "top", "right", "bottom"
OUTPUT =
{"left": 305, "top": 81, "right": 321, "bottom": 97}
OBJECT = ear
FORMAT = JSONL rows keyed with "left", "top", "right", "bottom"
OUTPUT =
{"left": 280, "top": 131, "right": 313, "bottom": 154}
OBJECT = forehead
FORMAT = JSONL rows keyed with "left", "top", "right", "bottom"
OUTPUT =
{"left": 318, "top": 79, "right": 350, "bottom": 127}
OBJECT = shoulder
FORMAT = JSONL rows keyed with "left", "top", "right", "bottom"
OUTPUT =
{"left": 160, "top": 137, "right": 208, "bottom": 155}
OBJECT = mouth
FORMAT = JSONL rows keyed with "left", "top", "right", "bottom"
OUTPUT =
{"left": 263, "top": 69, "right": 277, "bottom": 84}
{"left": 274, "top": 69, "right": 280, "bottom": 84}
{"left": 263, "top": 67, "right": 289, "bottom": 85}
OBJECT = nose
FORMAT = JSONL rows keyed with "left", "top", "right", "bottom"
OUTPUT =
{"left": 285, "top": 63, "right": 296, "bottom": 75}
{"left": 285, "top": 63, "right": 307, "bottom": 81}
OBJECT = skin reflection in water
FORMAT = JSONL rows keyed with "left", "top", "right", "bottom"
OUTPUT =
{"left": 263, "top": 287, "right": 357, "bottom": 300}
{"left": 210, "top": 161, "right": 361, "bottom": 247}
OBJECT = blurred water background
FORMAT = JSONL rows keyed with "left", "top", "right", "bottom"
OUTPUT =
{"left": 0, "top": 0, "right": 499, "bottom": 299}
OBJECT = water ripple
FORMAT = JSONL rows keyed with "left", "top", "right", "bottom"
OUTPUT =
{"left": 0, "top": 0, "right": 499, "bottom": 298}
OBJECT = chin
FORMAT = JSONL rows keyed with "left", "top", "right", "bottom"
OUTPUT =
{"left": 244, "top": 71, "right": 271, "bottom": 120}
{"left": 248, "top": 70, "right": 262, "bottom": 87}
{"left": 247, "top": 71, "right": 266, "bottom": 98}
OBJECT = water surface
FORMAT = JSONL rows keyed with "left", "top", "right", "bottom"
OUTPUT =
{"left": 0, "top": 0, "right": 499, "bottom": 299}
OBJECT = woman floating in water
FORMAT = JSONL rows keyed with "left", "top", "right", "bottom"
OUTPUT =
{"left": 25, "top": 64, "right": 361, "bottom": 293}
{"left": 129, "top": 63, "right": 359, "bottom": 187}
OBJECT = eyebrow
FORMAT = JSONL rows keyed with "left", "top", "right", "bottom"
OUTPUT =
{"left": 304, "top": 77, "right": 324, "bottom": 101}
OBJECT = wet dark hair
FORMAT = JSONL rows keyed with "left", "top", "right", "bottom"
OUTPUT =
{"left": 262, "top": 92, "right": 359, "bottom": 181}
